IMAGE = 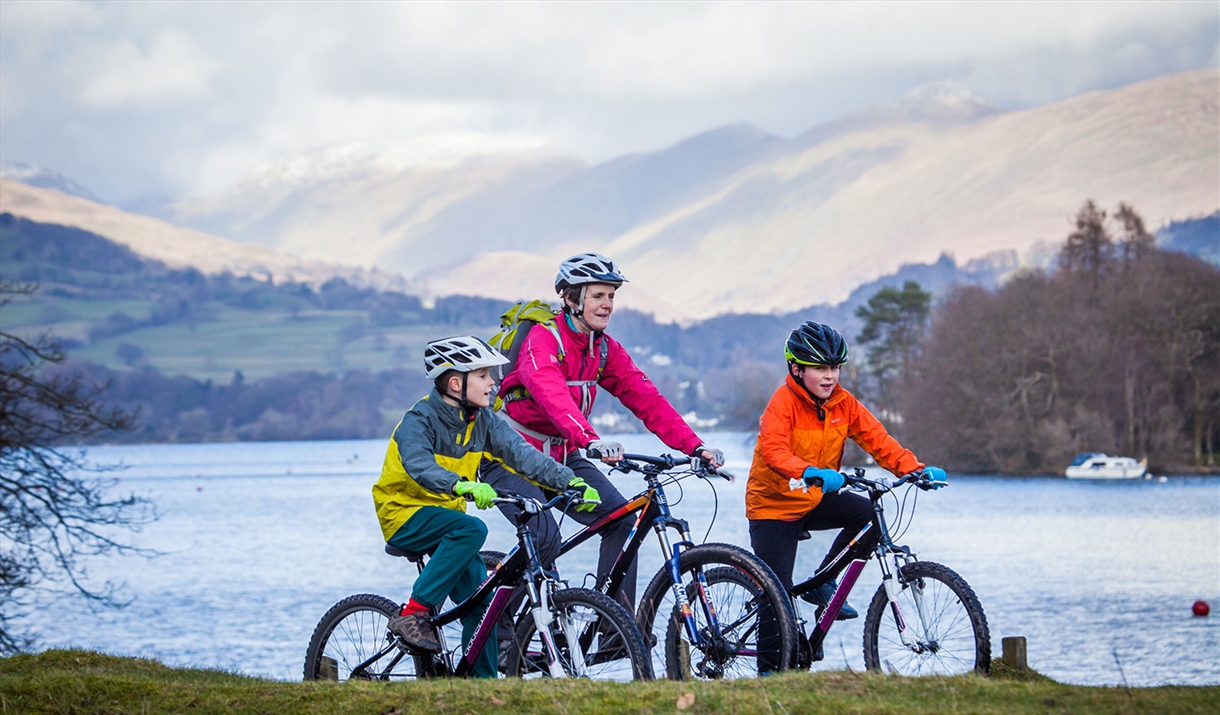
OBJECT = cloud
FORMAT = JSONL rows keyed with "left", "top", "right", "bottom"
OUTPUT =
{"left": 79, "top": 30, "right": 222, "bottom": 109}
{"left": 0, "top": 0, "right": 1215, "bottom": 202}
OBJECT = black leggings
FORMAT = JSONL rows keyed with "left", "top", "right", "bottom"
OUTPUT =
{"left": 480, "top": 455, "right": 637, "bottom": 611}
{"left": 748, "top": 489, "right": 875, "bottom": 591}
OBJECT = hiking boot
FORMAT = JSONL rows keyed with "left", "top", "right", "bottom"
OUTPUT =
{"left": 388, "top": 612, "right": 441, "bottom": 653}
{"left": 798, "top": 581, "right": 858, "bottom": 620}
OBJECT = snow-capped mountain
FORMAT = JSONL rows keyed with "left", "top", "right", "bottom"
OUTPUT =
{"left": 4, "top": 70, "right": 1216, "bottom": 322}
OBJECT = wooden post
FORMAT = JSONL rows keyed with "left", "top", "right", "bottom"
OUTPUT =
{"left": 1002, "top": 636, "right": 1028, "bottom": 670}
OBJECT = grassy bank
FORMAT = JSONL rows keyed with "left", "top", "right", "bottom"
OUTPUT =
{"left": 1, "top": 650, "right": 1215, "bottom": 715}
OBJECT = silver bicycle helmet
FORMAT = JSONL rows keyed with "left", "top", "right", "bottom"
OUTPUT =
{"left": 554, "top": 253, "right": 628, "bottom": 294}
{"left": 423, "top": 336, "right": 509, "bottom": 379}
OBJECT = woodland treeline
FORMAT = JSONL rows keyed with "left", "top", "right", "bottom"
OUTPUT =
{"left": 3, "top": 206, "right": 1217, "bottom": 470}
{"left": 866, "top": 201, "right": 1220, "bottom": 473}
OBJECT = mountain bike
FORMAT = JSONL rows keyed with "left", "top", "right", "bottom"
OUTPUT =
{"left": 303, "top": 490, "right": 652, "bottom": 682}
{"left": 564, "top": 450, "right": 800, "bottom": 680}
{"left": 788, "top": 468, "right": 991, "bottom": 676}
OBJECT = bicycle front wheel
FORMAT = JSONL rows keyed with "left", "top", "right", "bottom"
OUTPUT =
{"left": 637, "top": 543, "right": 799, "bottom": 679}
{"left": 863, "top": 561, "right": 990, "bottom": 676}
{"left": 505, "top": 587, "right": 652, "bottom": 681}
{"left": 303, "top": 594, "right": 438, "bottom": 681}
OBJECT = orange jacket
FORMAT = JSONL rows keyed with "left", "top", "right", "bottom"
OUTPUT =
{"left": 745, "top": 374, "right": 923, "bottom": 521}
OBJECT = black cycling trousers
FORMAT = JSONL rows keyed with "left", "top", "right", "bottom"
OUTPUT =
{"left": 748, "top": 489, "right": 874, "bottom": 592}
{"left": 480, "top": 455, "right": 638, "bottom": 612}
{"left": 750, "top": 489, "right": 874, "bottom": 673}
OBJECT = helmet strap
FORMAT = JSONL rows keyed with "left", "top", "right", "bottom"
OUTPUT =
{"left": 459, "top": 372, "right": 477, "bottom": 422}
{"left": 567, "top": 285, "right": 596, "bottom": 334}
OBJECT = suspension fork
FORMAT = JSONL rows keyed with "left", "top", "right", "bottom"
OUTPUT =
{"left": 876, "top": 546, "right": 923, "bottom": 648}
{"left": 651, "top": 506, "right": 721, "bottom": 647}
{"left": 521, "top": 525, "right": 572, "bottom": 678}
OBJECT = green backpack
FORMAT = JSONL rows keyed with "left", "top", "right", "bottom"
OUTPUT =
{"left": 488, "top": 299, "right": 607, "bottom": 411}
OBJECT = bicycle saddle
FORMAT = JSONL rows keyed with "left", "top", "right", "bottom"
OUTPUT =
{"left": 384, "top": 544, "right": 428, "bottom": 564}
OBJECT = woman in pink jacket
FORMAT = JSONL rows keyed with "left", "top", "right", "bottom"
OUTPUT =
{"left": 482, "top": 253, "right": 724, "bottom": 614}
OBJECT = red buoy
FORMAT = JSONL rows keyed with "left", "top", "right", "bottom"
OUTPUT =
{"left": 1193, "top": 600, "right": 1210, "bottom": 617}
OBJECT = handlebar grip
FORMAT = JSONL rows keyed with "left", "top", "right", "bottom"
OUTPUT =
{"left": 808, "top": 477, "right": 824, "bottom": 488}
{"left": 586, "top": 447, "right": 602, "bottom": 460}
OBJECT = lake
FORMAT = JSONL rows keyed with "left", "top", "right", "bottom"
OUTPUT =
{"left": 21, "top": 432, "right": 1220, "bottom": 686}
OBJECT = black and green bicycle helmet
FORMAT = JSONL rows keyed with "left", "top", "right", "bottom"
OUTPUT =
{"left": 784, "top": 321, "right": 848, "bottom": 366}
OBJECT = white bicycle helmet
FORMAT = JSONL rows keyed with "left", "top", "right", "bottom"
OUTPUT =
{"left": 554, "top": 253, "right": 628, "bottom": 294}
{"left": 423, "top": 336, "right": 508, "bottom": 379}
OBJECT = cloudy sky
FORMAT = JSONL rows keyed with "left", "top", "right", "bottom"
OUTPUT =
{"left": 1, "top": 1, "right": 1216, "bottom": 204}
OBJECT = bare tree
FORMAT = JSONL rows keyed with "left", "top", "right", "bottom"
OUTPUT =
{"left": 0, "top": 282, "right": 155, "bottom": 653}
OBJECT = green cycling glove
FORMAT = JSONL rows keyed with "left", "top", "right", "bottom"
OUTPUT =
{"left": 453, "top": 480, "right": 497, "bottom": 509}
{"left": 567, "top": 476, "right": 600, "bottom": 512}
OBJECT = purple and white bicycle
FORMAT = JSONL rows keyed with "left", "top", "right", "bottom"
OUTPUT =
{"left": 789, "top": 468, "right": 991, "bottom": 676}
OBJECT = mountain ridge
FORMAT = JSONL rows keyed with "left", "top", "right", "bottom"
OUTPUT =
{"left": 3, "top": 70, "right": 1216, "bottom": 322}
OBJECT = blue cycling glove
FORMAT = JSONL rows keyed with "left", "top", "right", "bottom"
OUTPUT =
{"left": 803, "top": 467, "right": 844, "bottom": 493}
{"left": 924, "top": 466, "right": 947, "bottom": 489}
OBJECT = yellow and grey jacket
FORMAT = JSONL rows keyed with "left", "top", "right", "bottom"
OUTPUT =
{"left": 373, "top": 388, "right": 575, "bottom": 541}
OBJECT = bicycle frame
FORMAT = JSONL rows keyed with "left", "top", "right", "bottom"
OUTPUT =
{"left": 788, "top": 469, "right": 921, "bottom": 659}
{"left": 352, "top": 495, "right": 573, "bottom": 679}
{"left": 556, "top": 454, "right": 725, "bottom": 655}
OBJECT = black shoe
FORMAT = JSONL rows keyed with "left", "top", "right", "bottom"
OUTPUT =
{"left": 798, "top": 581, "right": 858, "bottom": 620}
{"left": 388, "top": 612, "right": 441, "bottom": 652}
{"left": 496, "top": 638, "right": 514, "bottom": 674}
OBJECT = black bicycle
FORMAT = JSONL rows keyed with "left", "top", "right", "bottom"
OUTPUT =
{"left": 303, "top": 491, "right": 652, "bottom": 682}
{"left": 789, "top": 468, "right": 991, "bottom": 676}
{"left": 555, "top": 450, "right": 800, "bottom": 680}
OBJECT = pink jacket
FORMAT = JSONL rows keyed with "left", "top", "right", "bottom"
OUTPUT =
{"left": 500, "top": 318, "right": 703, "bottom": 462}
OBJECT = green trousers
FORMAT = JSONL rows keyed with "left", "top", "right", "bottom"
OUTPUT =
{"left": 388, "top": 506, "right": 497, "bottom": 678}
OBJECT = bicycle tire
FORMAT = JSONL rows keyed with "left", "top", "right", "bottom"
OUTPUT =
{"left": 505, "top": 587, "right": 653, "bottom": 681}
{"left": 636, "top": 543, "right": 799, "bottom": 679}
{"left": 862, "top": 561, "right": 990, "bottom": 676}
{"left": 661, "top": 566, "right": 784, "bottom": 680}
{"left": 303, "top": 593, "right": 438, "bottom": 681}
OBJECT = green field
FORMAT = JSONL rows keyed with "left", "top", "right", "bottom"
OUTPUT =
{"left": 3, "top": 292, "right": 496, "bottom": 382}
{"left": 1, "top": 650, "right": 1215, "bottom": 715}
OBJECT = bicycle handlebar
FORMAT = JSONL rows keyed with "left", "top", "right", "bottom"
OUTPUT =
{"left": 798, "top": 468, "right": 938, "bottom": 492}
{"left": 460, "top": 489, "right": 598, "bottom": 513}
{"left": 586, "top": 449, "right": 732, "bottom": 481}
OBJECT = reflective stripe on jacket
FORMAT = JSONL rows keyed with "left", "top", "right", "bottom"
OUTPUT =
{"left": 745, "top": 374, "right": 923, "bottom": 522}
{"left": 499, "top": 318, "right": 703, "bottom": 462}
{"left": 372, "top": 388, "right": 574, "bottom": 541}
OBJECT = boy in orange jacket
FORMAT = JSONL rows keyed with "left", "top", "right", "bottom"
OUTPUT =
{"left": 746, "top": 321, "right": 946, "bottom": 621}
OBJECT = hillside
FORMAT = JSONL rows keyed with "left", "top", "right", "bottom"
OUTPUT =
{"left": 0, "top": 177, "right": 412, "bottom": 294}
{"left": 159, "top": 69, "right": 1217, "bottom": 321}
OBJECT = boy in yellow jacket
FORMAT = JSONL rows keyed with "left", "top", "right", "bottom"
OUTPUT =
{"left": 372, "top": 336, "right": 595, "bottom": 677}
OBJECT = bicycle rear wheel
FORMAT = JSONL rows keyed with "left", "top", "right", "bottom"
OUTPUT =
{"left": 303, "top": 594, "right": 439, "bottom": 681}
{"left": 862, "top": 561, "right": 990, "bottom": 676}
{"left": 505, "top": 587, "right": 652, "bottom": 681}
{"left": 637, "top": 543, "right": 799, "bottom": 679}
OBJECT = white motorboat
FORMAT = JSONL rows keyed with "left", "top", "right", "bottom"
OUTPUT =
{"left": 1064, "top": 452, "right": 1148, "bottom": 480}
